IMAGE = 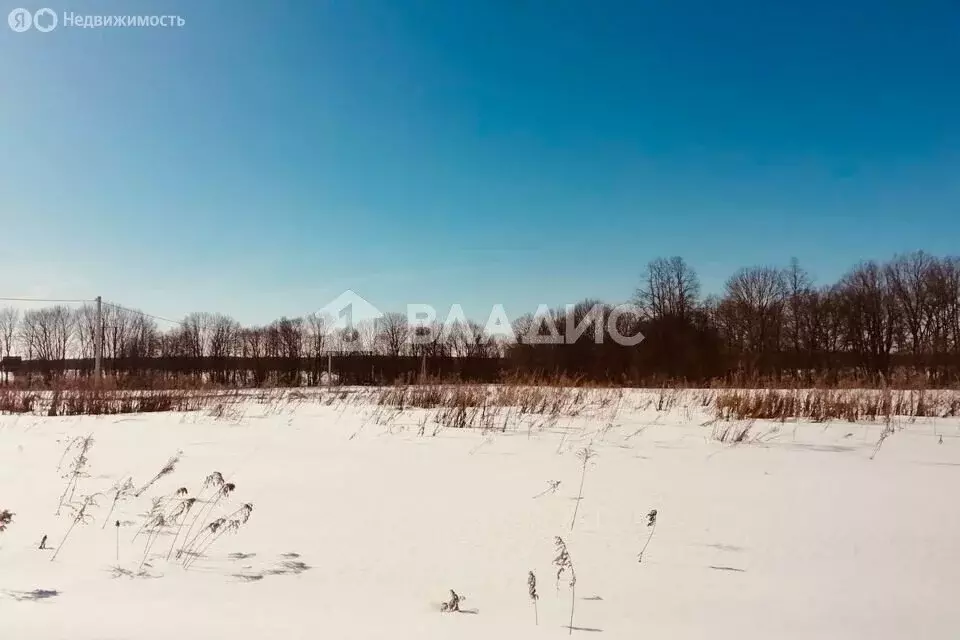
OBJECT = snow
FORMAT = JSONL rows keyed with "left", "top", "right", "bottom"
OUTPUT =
{"left": 2, "top": 389, "right": 959, "bottom": 639}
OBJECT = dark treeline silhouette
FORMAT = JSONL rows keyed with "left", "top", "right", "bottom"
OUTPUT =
{"left": 2, "top": 251, "right": 960, "bottom": 387}
{"left": 626, "top": 252, "right": 960, "bottom": 385}
{"left": 9, "top": 355, "right": 505, "bottom": 387}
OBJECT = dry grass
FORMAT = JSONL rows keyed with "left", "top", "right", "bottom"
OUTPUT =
{"left": 0, "top": 389, "right": 40, "bottom": 414}
{"left": 370, "top": 381, "right": 622, "bottom": 415}
{"left": 3, "top": 373, "right": 238, "bottom": 393}
{"left": 0, "top": 387, "right": 255, "bottom": 417}
{"left": 710, "top": 420, "right": 757, "bottom": 443}
{"left": 0, "top": 384, "right": 313, "bottom": 418}
{"left": 714, "top": 387, "right": 960, "bottom": 422}
{"left": 1, "top": 372, "right": 957, "bottom": 425}
{"left": 359, "top": 381, "right": 626, "bottom": 432}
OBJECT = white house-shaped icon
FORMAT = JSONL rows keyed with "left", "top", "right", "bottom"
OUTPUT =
{"left": 317, "top": 290, "right": 383, "bottom": 335}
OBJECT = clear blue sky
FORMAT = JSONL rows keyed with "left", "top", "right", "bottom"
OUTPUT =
{"left": 2, "top": 0, "right": 958, "bottom": 325}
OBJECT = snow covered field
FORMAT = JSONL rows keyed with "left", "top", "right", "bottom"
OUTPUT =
{"left": 2, "top": 388, "right": 959, "bottom": 639}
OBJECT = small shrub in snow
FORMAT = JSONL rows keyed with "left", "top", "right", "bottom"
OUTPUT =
{"left": 134, "top": 450, "right": 182, "bottom": 497}
{"left": 711, "top": 420, "right": 755, "bottom": 444}
{"left": 51, "top": 494, "right": 99, "bottom": 562}
{"left": 56, "top": 434, "right": 94, "bottom": 516}
{"left": 0, "top": 509, "right": 13, "bottom": 532}
{"left": 174, "top": 471, "right": 226, "bottom": 559}
{"left": 528, "top": 570, "right": 539, "bottom": 625}
{"left": 533, "top": 480, "right": 561, "bottom": 499}
{"left": 870, "top": 419, "right": 896, "bottom": 460}
{"left": 638, "top": 509, "right": 658, "bottom": 564}
{"left": 178, "top": 473, "right": 237, "bottom": 561}
{"left": 138, "top": 512, "right": 168, "bottom": 570}
{"left": 182, "top": 502, "right": 253, "bottom": 569}
{"left": 440, "top": 589, "right": 463, "bottom": 613}
{"left": 166, "top": 493, "right": 199, "bottom": 560}
{"left": 135, "top": 487, "right": 196, "bottom": 568}
{"left": 570, "top": 447, "right": 596, "bottom": 531}
{"left": 102, "top": 476, "right": 135, "bottom": 529}
{"left": 554, "top": 536, "right": 577, "bottom": 635}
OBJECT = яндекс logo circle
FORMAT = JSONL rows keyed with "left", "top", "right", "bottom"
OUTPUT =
{"left": 8, "top": 8, "right": 32, "bottom": 32}
{"left": 7, "top": 8, "right": 57, "bottom": 32}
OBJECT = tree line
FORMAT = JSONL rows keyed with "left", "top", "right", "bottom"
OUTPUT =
{"left": 2, "top": 250, "right": 959, "bottom": 386}
{"left": 630, "top": 251, "right": 960, "bottom": 385}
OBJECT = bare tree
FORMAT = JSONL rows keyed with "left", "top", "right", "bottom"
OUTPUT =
{"left": 783, "top": 258, "right": 814, "bottom": 355}
{"left": 304, "top": 313, "right": 328, "bottom": 358}
{"left": 511, "top": 313, "right": 535, "bottom": 346}
{"left": 464, "top": 320, "right": 496, "bottom": 357}
{"left": 565, "top": 300, "right": 606, "bottom": 345}
{"left": 932, "top": 257, "right": 960, "bottom": 354}
{"left": 73, "top": 304, "right": 148, "bottom": 360}
{"left": 124, "top": 312, "right": 159, "bottom": 358}
{"left": 442, "top": 317, "right": 474, "bottom": 357}
{"left": 885, "top": 251, "right": 935, "bottom": 358}
{"left": 720, "top": 266, "right": 787, "bottom": 371}
{"left": 837, "top": 261, "right": 901, "bottom": 376}
{"left": 944, "top": 257, "right": 960, "bottom": 357}
{"left": 208, "top": 314, "right": 241, "bottom": 358}
{"left": 20, "top": 306, "right": 75, "bottom": 361}
{"left": 180, "top": 312, "right": 212, "bottom": 358}
{"left": 409, "top": 320, "right": 447, "bottom": 357}
{"left": 74, "top": 305, "right": 98, "bottom": 358}
{"left": 635, "top": 257, "right": 701, "bottom": 321}
{"left": 274, "top": 317, "right": 304, "bottom": 359}
{"left": 376, "top": 312, "right": 411, "bottom": 356}
{"left": 440, "top": 318, "right": 496, "bottom": 358}
{"left": 354, "top": 319, "right": 379, "bottom": 354}
{"left": 158, "top": 328, "right": 189, "bottom": 358}
{"left": 102, "top": 305, "right": 132, "bottom": 359}
{"left": 325, "top": 318, "right": 376, "bottom": 354}
{"left": 240, "top": 327, "right": 267, "bottom": 359}
{"left": 0, "top": 307, "right": 20, "bottom": 358}
{"left": 177, "top": 312, "right": 238, "bottom": 358}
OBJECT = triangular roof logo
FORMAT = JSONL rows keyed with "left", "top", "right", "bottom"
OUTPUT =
{"left": 317, "top": 290, "right": 383, "bottom": 335}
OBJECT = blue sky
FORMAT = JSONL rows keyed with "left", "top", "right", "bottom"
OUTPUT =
{"left": 2, "top": 0, "right": 958, "bottom": 325}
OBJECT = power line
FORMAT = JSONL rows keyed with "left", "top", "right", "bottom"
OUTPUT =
{"left": 101, "top": 301, "right": 186, "bottom": 327}
{"left": 0, "top": 296, "right": 186, "bottom": 327}
{"left": 0, "top": 296, "right": 92, "bottom": 303}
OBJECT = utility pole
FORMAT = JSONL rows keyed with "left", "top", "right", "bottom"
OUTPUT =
{"left": 94, "top": 296, "right": 102, "bottom": 382}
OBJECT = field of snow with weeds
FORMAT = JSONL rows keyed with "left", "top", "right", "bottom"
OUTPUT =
{"left": 2, "top": 386, "right": 959, "bottom": 639}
